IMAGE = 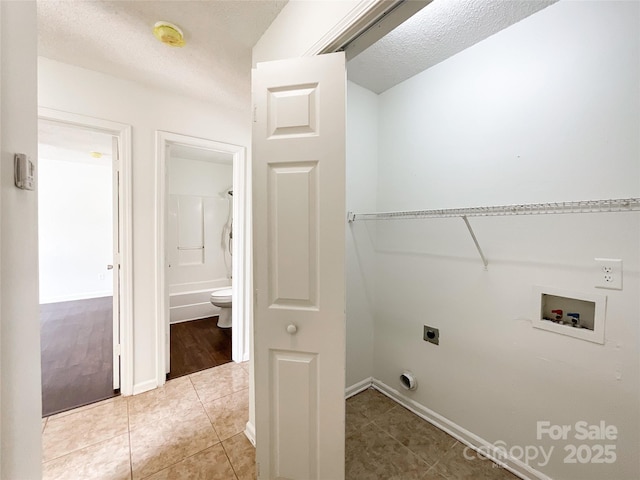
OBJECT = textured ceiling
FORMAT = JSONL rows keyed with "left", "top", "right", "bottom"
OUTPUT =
{"left": 348, "top": 0, "right": 557, "bottom": 93}
{"left": 37, "top": 0, "right": 288, "bottom": 111}
{"left": 39, "top": 1, "right": 558, "bottom": 107}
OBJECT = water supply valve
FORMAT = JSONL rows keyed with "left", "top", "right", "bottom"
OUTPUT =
{"left": 567, "top": 313, "right": 580, "bottom": 327}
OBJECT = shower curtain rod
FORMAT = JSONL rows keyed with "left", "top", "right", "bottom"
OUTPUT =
{"left": 347, "top": 197, "right": 640, "bottom": 270}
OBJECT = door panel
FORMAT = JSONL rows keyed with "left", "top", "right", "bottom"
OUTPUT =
{"left": 270, "top": 350, "right": 318, "bottom": 479}
{"left": 268, "top": 161, "right": 318, "bottom": 308}
{"left": 253, "top": 52, "right": 346, "bottom": 480}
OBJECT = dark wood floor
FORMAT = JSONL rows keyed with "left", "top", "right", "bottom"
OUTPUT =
{"left": 40, "top": 296, "right": 117, "bottom": 417}
{"left": 167, "top": 317, "right": 232, "bottom": 380}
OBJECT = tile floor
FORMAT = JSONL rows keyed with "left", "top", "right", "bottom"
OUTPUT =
{"left": 43, "top": 365, "right": 518, "bottom": 480}
{"left": 42, "top": 361, "right": 254, "bottom": 480}
{"left": 346, "top": 388, "right": 519, "bottom": 480}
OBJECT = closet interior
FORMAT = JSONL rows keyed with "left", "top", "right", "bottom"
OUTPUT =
{"left": 344, "top": 1, "right": 639, "bottom": 479}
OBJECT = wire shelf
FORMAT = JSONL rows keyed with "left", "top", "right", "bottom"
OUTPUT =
{"left": 347, "top": 197, "right": 640, "bottom": 270}
{"left": 347, "top": 198, "right": 640, "bottom": 222}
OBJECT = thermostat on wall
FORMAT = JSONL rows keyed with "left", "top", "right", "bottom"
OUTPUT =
{"left": 14, "top": 153, "right": 35, "bottom": 190}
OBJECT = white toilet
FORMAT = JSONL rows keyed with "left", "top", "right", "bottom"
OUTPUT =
{"left": 210, "top": 287, "right": 232, "bottom": 328}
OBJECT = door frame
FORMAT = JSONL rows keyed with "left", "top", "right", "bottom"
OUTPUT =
{"left": 155, "top": 131, "right": 249, "bottom": 387}
{"left": 38, "top": 107, "right": 134, "bottom": 396}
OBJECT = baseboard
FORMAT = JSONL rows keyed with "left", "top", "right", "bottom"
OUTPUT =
{"left": 40, "top": 291, "right": 113, "bottom": 304}
{"left": 132, "top": 379, "right": 157, "bottom": 396}
{"left": 244, "top": 421, "right": 256, "bottom": 446}
{"left": 242, "top": 377, "right": 548, "bottom": 480}
{"left": 169, "top": 302, "right": 219, "bottom": 323}
{"left": 169, "top": 314, "right": 218, "bottom": 325}
{"left": 371, "top": 379, "right": 552, "bottom": 480}
{"left": 345, "top": 377, "right": 373, "bottom": 399}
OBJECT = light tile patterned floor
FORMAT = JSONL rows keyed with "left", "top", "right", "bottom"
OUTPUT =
{"left": 42, "top": 361, "right": 254, "bottom": 480}
{"left": 42, "top": 367, "right": 518, "bottom": 480}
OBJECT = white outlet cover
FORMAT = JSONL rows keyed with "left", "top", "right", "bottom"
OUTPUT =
{"left": 595, "top": 258, "right": 622, "bottom": 290}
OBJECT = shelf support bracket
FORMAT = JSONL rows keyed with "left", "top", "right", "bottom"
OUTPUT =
{"left": 461, "top": 215, "right": 488, "bottom": 270}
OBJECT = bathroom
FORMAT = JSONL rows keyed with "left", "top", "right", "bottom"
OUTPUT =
{"left": 165, "top": 142, "right": 235, "bottom": 378}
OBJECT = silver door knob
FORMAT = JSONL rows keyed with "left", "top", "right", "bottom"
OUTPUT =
{"left": 107, "top": 265, "right": 114, "bottom": 270}
{"left": 286, "top": 324, "right": 297, "bottom": 334}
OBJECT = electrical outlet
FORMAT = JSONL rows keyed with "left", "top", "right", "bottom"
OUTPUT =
{"left": 595, "top": 258, "right": 622, "bottom": 290}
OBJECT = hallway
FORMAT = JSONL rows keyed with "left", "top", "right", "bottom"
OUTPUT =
{"left": 41, "top": 361, "right": 253, "bottom": 479}
{"left": 42, "top": 360, "right": 518, "bottom": 480}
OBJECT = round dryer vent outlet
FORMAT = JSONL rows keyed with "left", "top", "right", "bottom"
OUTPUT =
{"left": 400, "top": 371, "right": 417, "bottom": 391}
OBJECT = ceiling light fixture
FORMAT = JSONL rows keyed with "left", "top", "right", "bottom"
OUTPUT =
{"left": 153, "top": 21, "right": 186, "bottom": 48}
{"left": 90, "top": 151, "right": 103, "bottom": 159}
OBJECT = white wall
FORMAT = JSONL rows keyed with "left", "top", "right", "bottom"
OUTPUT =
{"left": 168, "top": 156, "right": 233, "bottom": 198}
{"left": 38, "top": 56, "right": 249, "bottom": 393}
{"left": 367, "top": 2, "right": 639, "bottom": 479}
{"left": 167, "top": 156, "right": 233, "bottom": 291}
{"left": 38, "top": 157, "right": 113, "bottom": 303}
{"left": 345, "top": 81, "right": 377, "bottom": 387}
{"left": 252, "top": 0, "right": 360, "bottom": 65}
{"left": 0, "top": 2, "right": 42, "bottom": 478}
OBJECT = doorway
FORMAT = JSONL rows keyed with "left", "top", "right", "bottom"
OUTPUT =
{"left": 165, "top": 143, "right": 234, "bottom": 378}
{"left": 38, "top": 109, "right": 133, "bottom": 416}
{"left": 38, "top": 120, "right": 116, "bottom": 415}
{"left": 156, "top": 132, "right": 249, "bottom": 386}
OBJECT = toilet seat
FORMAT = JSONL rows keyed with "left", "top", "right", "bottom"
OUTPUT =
{"left": 210, "top": 287, "right": 232, "bottom": 306}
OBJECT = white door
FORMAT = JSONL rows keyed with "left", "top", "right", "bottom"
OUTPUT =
{"left": 112, "top": 135, "right": 121, "bottom": 390}
{"left": 252, "top": 52, "right": 346, "bottom": 479}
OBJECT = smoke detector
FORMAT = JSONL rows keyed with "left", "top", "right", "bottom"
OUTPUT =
{"left": 153, "top": 21, "right": 185, "bottom": 48}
